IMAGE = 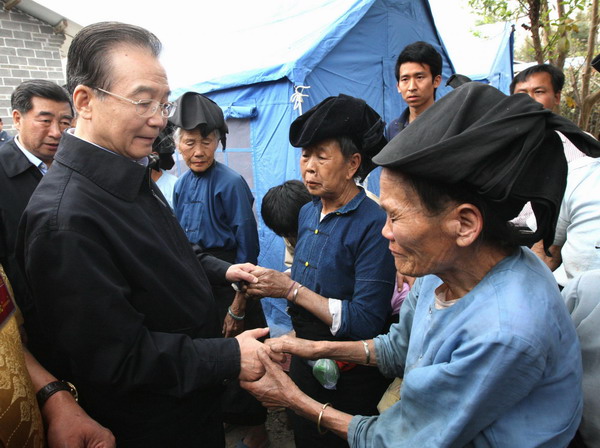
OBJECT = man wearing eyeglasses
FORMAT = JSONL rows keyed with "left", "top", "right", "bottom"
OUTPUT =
{"left": 16, "top": 22, "right": 275, "bottom": 448}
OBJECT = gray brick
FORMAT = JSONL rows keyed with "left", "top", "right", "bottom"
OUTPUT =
{"left": 0, "top": 87, "right": 15, "bottom": 95}
{"left": 30, "top": 71, "right": 49, "bottom": 78}
{"left": 5, "top": 38, "right": 25, "bottom": 48}
{"left": 35, "top": 50, "right": 53, "bottom": 59}
{"left": 0, "top": 47, "right": 16, "bottom": 56}
{"left": 45, "top": 59, "right": 62, "bottom": 68}
{"left": 19, "top": 23, "right": 41, "bottom": 33}
{"left": 13, "top": 13, "right": 38, "bottom": 24}
{"left": 1, "top": 20, "right": 22, "bottom": 31}
{"left": 39, "top": 25, "right": 53, "bottom": 34}
{"left": 4, "top": 78, "right": 23, "bottom": 87}
{"left": 8, "top": 56, "right": 27, "bottom": 65}
{"left": 24, "top": 40, "right": 42, "bottom": 51}
{"left": 13, "top": 30, "right": 32, "bottom": 40}
{"left": 47, "top": 71, "right": 64, "bottom": 81}
{"left": 17, "top": 48, "right": 35, "bottom": 57}
{"left": 0, "top": 68, "right": 10, "bottom": 77}
{"left": 0, "top": 56, "right": 7, "bottom": 64}
{"left": 27, "top": 57, "right": 45, "bottom": 66}
{"left": 11, "top": 69, "right": 30, "bottom": 77}
{"left": 0, "top": 28, "right": 13, "bottom": 38}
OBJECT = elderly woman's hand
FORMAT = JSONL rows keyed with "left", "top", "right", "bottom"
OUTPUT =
{"left": 245, "top": 267, "right": 295, "bottom": 299}
{"left": 241, "top": 348, "right": 302, "bottom": 409}
{"left": 266, "top": 334, "right": 319, "bottom": 360}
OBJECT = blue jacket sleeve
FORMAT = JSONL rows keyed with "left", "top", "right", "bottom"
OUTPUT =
{"left": 336, "top": 217, "right": 395, "bottom": 339}
{"left": 349, "top": 332, "right": 548, "bottom": 447}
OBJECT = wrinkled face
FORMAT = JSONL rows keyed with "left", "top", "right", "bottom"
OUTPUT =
{"left": 300, "top": 138, "right": 357, "bottom": 200}
{"left": 178, "top": 128, "right": 219, "bottom": 173}
{"left": 513, "top": 72, "right": 560, "bottom": 110}
{"left": 379, "top": 168, "right": 456, "bottom": 277}
{"left": 85, "top": 45, "right": 170, "bottom": 160}
{"left": 397, "top": 62, "right": 441, "bottom": 113}
{"left": 13, "top": 97, "right": 72, "bottom": 164}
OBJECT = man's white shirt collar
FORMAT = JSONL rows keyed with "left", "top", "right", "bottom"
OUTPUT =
{"left": 14, "top": 135, "right": 47, "bottom": 174}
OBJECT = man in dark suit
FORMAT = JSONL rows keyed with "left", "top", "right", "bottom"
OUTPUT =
{"left": 0, "top": 79, "right": 73, "bottom": 306}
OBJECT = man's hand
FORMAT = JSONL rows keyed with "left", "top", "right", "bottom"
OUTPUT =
{"left": 226, "top": 263, "right": 259, "bottom": 285}
{"left": 44, "top": 392, "right": 115, "bottom": 448}
{"left": 241, "top": 348, "right": 301, "bottom": 409}
{"left": 235, "top": 328, "right": 279, "bottom": 381}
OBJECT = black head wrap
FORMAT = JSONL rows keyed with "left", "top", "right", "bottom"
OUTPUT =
{"left": 169, "top": 92, "right": 228, "bottom": 149}
{"left": 289, "top": 94, "right": 387, "bottom": 181}
{"left": 373, "top": 82, "right": 600, "bottom": 250}
{"left": 592, "top": 53, "right": 600, "bottom": 73}
{"left": 149, "top": 122, "right": 175, "bottom": 171}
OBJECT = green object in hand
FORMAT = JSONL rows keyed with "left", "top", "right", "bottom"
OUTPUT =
{"left": 312, "top": 358, "right": 340, "bottom": 390}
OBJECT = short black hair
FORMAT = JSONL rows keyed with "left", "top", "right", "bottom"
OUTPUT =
{"left": 509, "top": 64, "right": 565, "bottom": 95}
{"left": 67, "top": 21, "right": 162, "bottom": 95}
{"left": 261, "top": 180, "right": 312, "bottom": 238}
{"left": 394, "top": 41, "right": 443, "bottom": 83}
{"left": 11, "top": 79, "right": 72, "bottom": 115}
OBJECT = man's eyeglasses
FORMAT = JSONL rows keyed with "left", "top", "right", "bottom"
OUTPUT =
{"left": 94, "top": 87, "right": 176, "bottom": 118}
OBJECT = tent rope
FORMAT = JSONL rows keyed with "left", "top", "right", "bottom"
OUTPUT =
{"left": 291, "top": 85, "right": 311, "bottom": 115}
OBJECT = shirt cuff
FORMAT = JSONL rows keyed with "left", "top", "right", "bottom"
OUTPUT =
{"left": 329, "top": 298, "right": 343, "bottom": 335}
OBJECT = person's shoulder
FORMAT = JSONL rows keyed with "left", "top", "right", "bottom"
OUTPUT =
{"left": 215, "top": 162, "right": 244, "bottom": 180}
{"left": 214, "top": 162, "right": 251, "bottom": 189}
{"left": 357, "top": 191, "right": 386, "bottom": 220}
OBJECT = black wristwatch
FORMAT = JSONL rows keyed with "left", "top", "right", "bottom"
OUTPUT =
{"left": 36, "top": 380, "right": 79, "bottom": 409}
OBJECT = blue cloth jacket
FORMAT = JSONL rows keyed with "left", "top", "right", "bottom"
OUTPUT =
{"left": 290, "top": 188, "right": 395, "bottom": 341}
{"left": 174, "top": 161, "right": 259, "bottom": 264}
{"left": 349, "top": 248, "right": 583, "bottom": 447}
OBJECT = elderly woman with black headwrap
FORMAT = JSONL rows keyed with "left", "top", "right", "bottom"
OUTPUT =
{"left": 247, "top": 94, "right": 396, "bottom": 448}
{"left": 243, "top": 83, "right": 600, "bottom": 447}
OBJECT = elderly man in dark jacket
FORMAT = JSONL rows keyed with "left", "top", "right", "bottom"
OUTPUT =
{"left": 17, "top": 22, "right": 272, "bottom": 448}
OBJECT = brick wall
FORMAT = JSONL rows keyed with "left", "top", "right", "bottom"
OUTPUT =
{"left": 0, "top": 0, "right": 66, "bottom": 134}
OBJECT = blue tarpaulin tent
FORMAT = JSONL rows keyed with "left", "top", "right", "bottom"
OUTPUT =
{"left": 457, "top": 23, "right": 515, "bottom": 93}
{"left": 172, "top": 0, "right": 457, "bottom": 334}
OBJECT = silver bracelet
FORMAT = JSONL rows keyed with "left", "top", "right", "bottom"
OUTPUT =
{"left": 361, "top": 340, "right": 370, "bottom": 365}
{"left": 227, "top": 306, "right": 245, "bottom": 321}
{"left": 292, "top": 284, "right": 304, "bottom": 303}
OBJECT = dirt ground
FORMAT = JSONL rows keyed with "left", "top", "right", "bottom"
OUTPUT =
{"left": 225, "top": 407, "right": 296, "bottom": 448}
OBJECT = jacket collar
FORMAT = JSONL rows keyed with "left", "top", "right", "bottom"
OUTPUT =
{"left": 54, "top": 132, "right": 147, "bottom": 202}
{"left": 0, "top": 139, "right": 41, "bottom": 179}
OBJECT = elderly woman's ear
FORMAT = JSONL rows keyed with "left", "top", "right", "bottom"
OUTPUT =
{"left": 346, "top": 153, "right": 362, "bottom": 180}
{"left": 445, "top": 203, "right": 483, "bottom": 248}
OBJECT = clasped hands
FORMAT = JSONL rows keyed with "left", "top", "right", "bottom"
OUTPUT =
{"left": 226, "top": 263, "right": 294, "bottom": 301}
{"left": 240, "top": 334, "right": 316, "bottom": 408}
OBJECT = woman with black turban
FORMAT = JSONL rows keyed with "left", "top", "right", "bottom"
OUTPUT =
{"left": 242, "top": 82, "right": 600, "bottom": 447}
{"left": 247, "top": 94, "right": 396, "bottom": 448}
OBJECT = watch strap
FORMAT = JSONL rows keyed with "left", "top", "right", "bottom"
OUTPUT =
{"left": 36, "top": 380, "right": 78, "bottom": 408}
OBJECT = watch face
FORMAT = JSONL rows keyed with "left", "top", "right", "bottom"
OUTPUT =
{"left": 64, "top": 381, "right": 79, "bottom": 402}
